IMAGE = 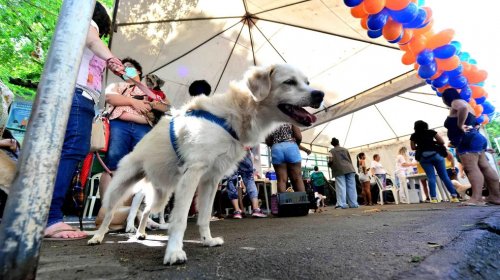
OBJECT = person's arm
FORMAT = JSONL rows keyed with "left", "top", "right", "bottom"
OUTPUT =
{"left": 434, "top": 133, "right": 445, "bottom": 145}
{"left": 291, "top": 124, "right": 302, "bottom": 145}
{"left": 299, "top": 144, "right": 311, "bottom": 155}
{"left": 265, "top": 134, "right": 274, "bottom": 147}
{"left": 451, "top": 99, "right": 470, "bottom": 132}
{"left": 105, "top": 84, "right": 151, "bottom": 114}
{"left": 410, "top": 140, "right": 417, "bottom": 151}
{"left": 85, "top": 25, "right": 123, "bottom": 75}
{"left": 0, "top": 138, "right": 16, "bottom": 151}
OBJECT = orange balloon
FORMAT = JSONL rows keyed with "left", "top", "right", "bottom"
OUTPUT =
{"left": 461, "top": 61, "right": 472, "bottom": 73}
{"left": 481, "top": 115, "right": 489, "bottom": 125}
{"left": 399, "top": 42, "right": 411, "bottom": 51}
{"left": 360, "top": 16, "right": 369, "bottom": 30}
{"left": 429, "top": 71, "right": 442, "bottom": 80}
{"left": 426, "top": 29, "right": 454, "bottom": 49}
{"left": 408, "top": 34, "right": 427, "bottom": 55}
{"left": 470, "top": 85, "right": 486, "bottom": 99}
{"left": 414, "top": 63, "right": 420, "bottom": 71}
{"left": 363, "top": 0, "right": 386, "bottom": 14}
{"left": 383, "top": 19, "right": 403, "bottom": 41}
{"left": 402, "top": 51, "right": 416, "bottom": 65}
{"left": 474, "top": 105, "right": 483, "bottom": 117}
{"left": 468, "top": 69, "right": 488, "bottom": 84}
{"left": 414, "top": 19, "right": 434, "bottom": 36}
{"left": 385, "top": 0, "right": 411, "bottom": 10}
{"left": 399, "top": 29, "right": 413, "bottom": 45}
{"left": 351, "top": 5, "right": 368, "bottom": 18}
{"left": 437, "top": 85, "right": 451, "bottom": 93}
{"left": 468, "top": 99, "right": 477, "bottom": 108}
{"left": 435, "top": 56, "right": 460, "bottom": 72}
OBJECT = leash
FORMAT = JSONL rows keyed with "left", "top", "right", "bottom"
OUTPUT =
{"left": 94, "top": 151, "right": 113, "bottom": 176}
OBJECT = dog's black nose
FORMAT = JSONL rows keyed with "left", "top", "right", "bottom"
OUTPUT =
{"left": 311, "top": 90, "right": 324, "bottom": 103}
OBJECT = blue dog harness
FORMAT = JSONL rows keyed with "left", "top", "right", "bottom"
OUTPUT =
{"left": 169, "top": 110, "right": 240, "bottom": 164}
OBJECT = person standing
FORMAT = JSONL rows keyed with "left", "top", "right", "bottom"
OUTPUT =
{"left": 44, "top": 2, "right": 125, "bottom": 240}
{"left": 310, "top": 166, "right": 327, "bottom": 196}
{"left": 410, "top": 120, "right": 460, "bottom": 203}
{"left": 328, "top": 137, "right": 358, "bottom": 209}
{"left": 356, "top": 153, "right": 372, "bottom": 206}
{"left": 395, "top": 147, "right": 417, "bottom": 203}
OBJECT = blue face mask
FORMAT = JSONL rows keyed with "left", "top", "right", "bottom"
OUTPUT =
{"left": 122, "top": 67, "right": 138, "bottom": 80}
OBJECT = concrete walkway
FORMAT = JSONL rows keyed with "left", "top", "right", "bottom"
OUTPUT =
{"left": 37, "top": 203, "right": 500, "bottom": 280}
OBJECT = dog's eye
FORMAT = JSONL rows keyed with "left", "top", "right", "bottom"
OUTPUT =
{"left": 283, "top": 79, "right": 297, "bottom": 86}
{"left": 306, "top": 81, "right": 310, "bottom": 85}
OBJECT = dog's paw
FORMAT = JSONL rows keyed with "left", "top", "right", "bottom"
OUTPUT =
{"left": 136, "top": 232, "right": 147, "bottom": 240}
{"left": 87, "top": 235, "right": 104, "bottom": 245}
{"left": 125, "top": 225, "right": 137, "bottom": 233}
{"left": 163, "top": 249, "right": 187, "bottom": 265}
{"left": 201, "top": 236, "right": 224, "bottom": 247}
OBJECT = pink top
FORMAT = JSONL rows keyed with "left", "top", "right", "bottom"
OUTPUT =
{"left": 106, "top": 83, "right": 148, "bottom": 121}
{"left": 76, "top": 21, "right": 105, "bottom": 92}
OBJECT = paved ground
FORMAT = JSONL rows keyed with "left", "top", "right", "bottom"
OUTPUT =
{"left": 37, "top": 203, "right": 500, "bottom": 280}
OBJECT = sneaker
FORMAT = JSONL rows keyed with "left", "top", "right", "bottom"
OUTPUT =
{"left": 430, "top": 198, "right": 439, "bottom": 203}
{"left": 450, "top": 197, "right": 460, "bottom": 203}
{"left": 252, "top": 208, "right": 267, "bottom": 218}
{"left": 233, "top": 211, "right": 242, "bottom": 219}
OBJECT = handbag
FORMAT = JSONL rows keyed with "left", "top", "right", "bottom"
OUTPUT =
{"left": 434, "top": 143, "right": 448, "bottom": 158}
{"left": 90, "top": 115, "right": 110, "bottom": 152}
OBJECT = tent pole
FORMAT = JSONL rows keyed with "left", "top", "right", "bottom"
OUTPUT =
{"left": 249, "top": 18, "right": 287, "bottom": 63}
{"left": 0, "top": 1, "right": 95, "bottom": 279}
{"left": 214, "top": 23, "right": 246, "bottom": 92}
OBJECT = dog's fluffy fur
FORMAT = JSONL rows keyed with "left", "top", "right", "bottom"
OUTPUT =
{"left": 88, "top": 64, "right": 324, "bottom": 265}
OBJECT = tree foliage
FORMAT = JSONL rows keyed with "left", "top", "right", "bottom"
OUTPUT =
{"left": 0, "top": 0, "right": 114, "bottom": 100}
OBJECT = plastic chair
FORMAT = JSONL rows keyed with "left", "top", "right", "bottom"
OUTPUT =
{"left": 83, "top": 173, "right": 102, "bottom": 218}
{"left": 374, "top": 176, "right": 399, "bottom": 205}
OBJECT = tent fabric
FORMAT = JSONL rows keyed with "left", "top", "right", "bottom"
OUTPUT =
{"left": 109, "top": 0, "right": 446, "bottom": 149}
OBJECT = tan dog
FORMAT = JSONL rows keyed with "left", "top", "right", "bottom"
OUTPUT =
{"left": 0, "top": 150, "right": 15, "bottom": 194}
{"left": 88, "top": 64, "right": 324, "bottom": 265}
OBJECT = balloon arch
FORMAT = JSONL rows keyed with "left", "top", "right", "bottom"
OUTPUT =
{"left": 343, "top": 0, "right": 495, "bottom": 124}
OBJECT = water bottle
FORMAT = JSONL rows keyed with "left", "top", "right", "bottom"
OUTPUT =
{"left": 266, "top": 170, "right": 278, "bottom": 194}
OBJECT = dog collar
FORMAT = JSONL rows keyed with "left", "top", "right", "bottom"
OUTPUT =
{"left": 169, "top": 110, "right": 240, "bottom": 164}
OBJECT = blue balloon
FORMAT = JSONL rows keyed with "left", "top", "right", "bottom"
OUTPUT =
{"left": 418, "top": 62, "right": 437, "bottom": 79}
{"left": 425, "top": 79, "right": 432, "bottom": 85}
{"left": 475, "top": 96, "right": 486, "bottom": 105}
{"left": 402, "top": 8, "right": 427, "bottom": 28}
{"left": 469, "top": 58, "right": 477, "bottom": 65}
{"left": 388, "top": 32, "right": 403, "bottom": 43}
{"left": 432, "top": 73, "right": 449, "bottom": 88}
{"left": 433, "top": 44, "right": 456, "bottom": 59}
{"left": 459, "top": 86, "right": 472, "bottom": 101}
{"left": 389, "top": 3, "right": 419, "bottom": 23}
{"left": 431, "top": 86, "right": 437, "bottom": 92}
{"left": 436, "top": 91, "right": 442, "bottom": 97}
{"left": 449, "top": 75, "right": 468, "bottom": 89}
{"left": 367, "top": 9, "right": 389, "bottom": 30}
{"left": 344, "top": 0, "right": 363, "bottom": 7}
{"left": 459, "top": 52, "right": 470, "bottom": 62}
{"left": 446, "top": 64, "right": 463, "bottom": 78}
{"left": 450, "top": 41, "right": 462, "bottom": 54}
{"left": 487, "top": 112, "right": 495, "bottom": 120}
{"left": 482, "top": 101, "right": 495, "bottom": 114}
{"left": 476, "top": 115, "right": 485, "bottom": 123}
{"left": 417, "top": 49, "right": 434, "bottom": 65}
{"left": 418, "top": 0, "right": 426, "bottom": 7}
{"left": 367, "top": 29, "right": 382, "bottom": 39}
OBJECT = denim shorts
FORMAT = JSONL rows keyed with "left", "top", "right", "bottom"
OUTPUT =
{"left": 271, "top": 141, "right": 302, "bottom": 165}
{"left": 457, "top": 129, "right": 487, "bottom": 154}
{"left": 105, "top": 119, "right": 151, "bottom": 170}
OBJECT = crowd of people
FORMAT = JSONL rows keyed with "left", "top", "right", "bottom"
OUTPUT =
{"left": 0, "top": 1, "right": 499, "bottom": 242}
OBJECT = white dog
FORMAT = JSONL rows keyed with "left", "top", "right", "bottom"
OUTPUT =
{"left": 88, "top": 64, "right": 324, "bottom": 265}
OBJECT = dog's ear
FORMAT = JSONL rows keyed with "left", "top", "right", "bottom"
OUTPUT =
{"left": 245, "top": 65, "right": 274, "bottom": 102}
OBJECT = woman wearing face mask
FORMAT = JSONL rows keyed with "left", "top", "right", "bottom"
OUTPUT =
{"left": 44, "top": 2, "right": 125, "bottom": 240}
{"left": 94, "top": 58, "right": 167, "bottom": 230}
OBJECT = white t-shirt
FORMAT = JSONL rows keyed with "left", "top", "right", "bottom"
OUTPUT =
{"left": 371, "top": 160, "right": 386, "bottom": 175}
{"left": 395, "top": 155, "right": 409, "bottom": 176}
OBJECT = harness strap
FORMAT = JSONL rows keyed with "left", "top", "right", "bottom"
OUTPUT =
{"left": 169, "top": 110, "right": 240, "bottom": 164}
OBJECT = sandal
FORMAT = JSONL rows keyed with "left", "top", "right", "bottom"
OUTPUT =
{"left": 459, "top": 201, "right": 488, "bottom": 207}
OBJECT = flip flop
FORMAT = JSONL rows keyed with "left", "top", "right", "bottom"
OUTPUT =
{"left": 459, "top": 202, "right": 488, "bottom": 207}
{"left": 44, "top": 228, "right": 87, "bottom": 241}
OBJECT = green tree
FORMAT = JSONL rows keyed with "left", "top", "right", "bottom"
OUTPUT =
{"left": 0, "top": 0, "right": 114, "bottom": 100}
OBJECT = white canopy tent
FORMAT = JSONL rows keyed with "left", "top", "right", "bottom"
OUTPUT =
{"left": 107, "top": 0, "right": 461, "bottom": 150}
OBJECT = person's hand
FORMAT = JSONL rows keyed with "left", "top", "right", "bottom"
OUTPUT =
{"left": 0, "top": 139, "right": 16, "bottom": 151}
{"left": 304, "top": 148, "right": 311, "bottom": 155}
{"left": 106, "top": 57, "right": 125, "bottom": 76}
{"left": 131, "top": 99, "right": 152, "bottom": 114}
{"left": 460, "top": 125, "right": 473, "bottom": 133}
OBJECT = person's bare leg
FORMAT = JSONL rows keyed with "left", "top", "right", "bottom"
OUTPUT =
{"left": 230, "top": 199, "right": 241, "bottom": 212}
{"left": 273, "top": 164, "right": 288, "bottom": 193}
{"left": 421, "top": 179, "right": 430, "bottom": 201}
{"left": 288, "top": 162, "right": 305, "bottom": 192}
{"left": 363, "top": 181, "right": 372, "bottom": 205}
{"left": 459, "top": 153, "right": 485, "bottom": 204}
{"left": 477, "top": 153, "right": 500, "bottom": 204}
